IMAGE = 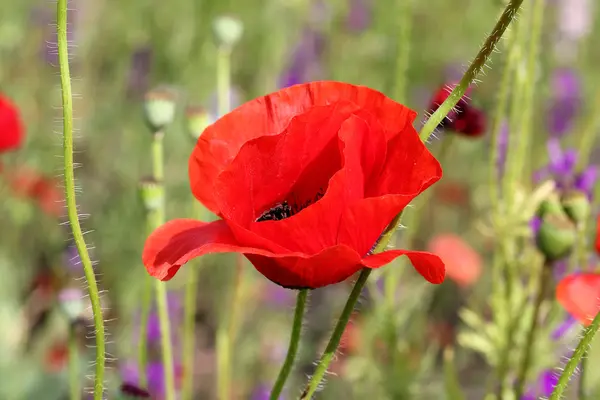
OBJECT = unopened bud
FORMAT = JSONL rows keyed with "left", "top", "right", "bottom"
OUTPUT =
{"left": 561, "top": 190, "right": 590, "bottom": 225}
{"left": 536, "top": 213, "right": 577, "bottom": 262}
{"left": 144, "top": 86, "right": 177, "bottom": 133}
{"left": 185, "top": 106, "right": 211, "bottom": 141}
{"left": 139, "top": 177, "right": 163, "bottom": 212}
{"left": 212, "top": 15, "right": 244, "bottom": 48}
{"left": 537, "top": 193, "right": 565, "bottom": 219}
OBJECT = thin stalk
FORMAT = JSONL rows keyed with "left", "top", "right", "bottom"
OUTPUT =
{"left": 181, "top": 202, "right": 204, "bottom": 400}
{"left": 549, "top": 311, "right": 600, "bottom": 400}
{"left": 68, "top": 323, "right": 81, "bottom": 400}
{"left": 419, "top": 0, "right": 524, "bottom": 143}
{"left": 149, "top": 132, "right": 176, "bottom": 400}
{"left": 391, "top": 0, "right": 413, "bottom": 104}
{"left": 270, "top": 289, "right": 309, "bottom": 400}
{"left": 57, "top": 1, "right": 105, "bottom": 398}
{"left": 137, "top": 278, "right": 152, "bottom": 387}
{"left": 215, "top": 43, "right": 234, "bottom": 400}
{"left": 513, "top": 263, "right": 552, "bottom": 399}
{"left": 228, "top": 255, "right": 246, "bottom": 342}
{"left": 579, "top": 350, "right": 588, "bottom": 400}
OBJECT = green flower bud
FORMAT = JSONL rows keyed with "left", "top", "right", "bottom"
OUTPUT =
{"left": 139, "top": 177, "right": 164, "bottom": 212}
{"left": 143, "top": 86, "right": 177, "bottom": 133}
{"left": 212, "top": 15, "right": 244, "bottom": 48}
{"left": 536, "top": 192, "right": 565, "bottom": 219}
{"left": 536, "top": 213, "right": 577, "bottom": 262}
{"left": 561, "top": 190, "right": 590, "bottom": 225}
{"left": 185, "top": 106, "right": 211, "bottom": 141}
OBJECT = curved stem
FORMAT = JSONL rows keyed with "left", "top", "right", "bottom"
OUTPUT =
{"left": 68, "top": 323, "right": 81, "bottom": 400}
{"left": 270, "top": 289, "right": 309, "bottom": 400}
{"left": 300, "top": 269, "right": 371, "bottom": 399}
{"left": 513, "top": 263, "right": 552, "bottom": 399}
{"left": 56, "top": 1, "right": 105, "bottom": 398}
{"left": 419, "top": 0, "right": 524, "bottom": 143}
{"left": 149, "top": 133, "right": 176, "bottom": 400}
{"left": 549, "top": 311, "right": 600, "bottom": 400}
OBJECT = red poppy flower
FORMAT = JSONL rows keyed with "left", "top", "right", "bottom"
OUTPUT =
{"left": 0, "top": 94, "right": 24, "bottom": 153}
{"left": 143, "top": 81, "right": 445, "bottom": 289}
{"left": 556, "top": 273, "right": 600, "bottom": 326}
{"left": 1, "top": 165, "right": 63, "bottom": 216}
{"left": 427, "top": 234, "right": 482, "bottom": 287}
{"left": 427, "top": 84, "right": 486, "bottom": 138}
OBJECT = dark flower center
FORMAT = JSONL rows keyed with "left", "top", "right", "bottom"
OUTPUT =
{"left": 256, "top": 188, "right": 326, "bottom": 222}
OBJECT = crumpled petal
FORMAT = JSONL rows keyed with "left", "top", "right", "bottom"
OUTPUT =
{"left": 362, "top": 249, "right": 445, "bottom": 284}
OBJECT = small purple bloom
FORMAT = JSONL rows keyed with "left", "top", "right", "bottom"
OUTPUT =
{"left": 279, "top": 29, "right": 325, "bottom": 89}
{"left": 547, "top": 68, "right": 581, "bottom": 137}
{"left": 121, "top": 362, "right": 180, "bottom": 400}
{"left": 346, "top": 0, "right": 372, "bottom": 32}
{"left": 140, "top": 292, "right": 182, "bottom": 345}
{"left": 534, "top": 139, "right": 598, "bottom": 199}
{"left": 521, "top": 370, "right": 558, "bottom": 400}
{"left": 551, "top": 315, "right": 577, "bottom": 340}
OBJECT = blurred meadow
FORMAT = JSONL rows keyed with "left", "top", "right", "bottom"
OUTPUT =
{"left": 1, "top": 0, "right": 600, "bottom": 399}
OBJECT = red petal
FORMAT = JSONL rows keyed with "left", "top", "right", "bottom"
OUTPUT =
{"left": 247, "top": 113, "right": 374, "bottom": 255}
{"left": 556, "top": 273, "right": 600, "bottom": 326}
{"left": 0, "top": 94, "right": 23, "bottom": 153}
{"left": 189, "top": 81, "right": 416, "bottom": 213}
{"left": 142, "top": 219, "right": 285, "bottom": 281}
{"left": 362, "top": 250, "right": 445, "bottom": 284}
{"left": 427, "top": 234, "right": 482, "bottom": 287}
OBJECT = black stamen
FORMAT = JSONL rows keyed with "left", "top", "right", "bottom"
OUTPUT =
{"left": 256, "top": 188, "right": 327, "bottom": 222}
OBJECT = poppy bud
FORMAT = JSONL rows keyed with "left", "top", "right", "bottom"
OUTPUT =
{"left": 57, "top": 288, "right": 85, "bottom": 322}
{"left": 536, "top": 213, "right": 577, "bottom": 262}
{"left": 185, "top": 106, "right": 211, "bottom": 141}
{"left": 139, "top": 178, "right": 164, "bottom": 212}
{"left": 212, "top": 15, "right": 244, "bottom": 48}
{"left": 143, "top": 86, "right": 176, "bottom": 133}
{"left": 536, "top": 193, "right": 564, "bottom": 219}
{"left": 561, "top": 190, "right": 590, "bottom": 225}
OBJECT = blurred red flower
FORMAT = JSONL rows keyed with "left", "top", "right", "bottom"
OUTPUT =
{"left": 44, "top": 341, "right": 69, "bottom": 372}
{"left": 143, "top": 81, "right": 445, "bottom": 289}
{"left": 434, "top": 180, "right": 470, "bottom": 206}
{"left": 427, "top": 85, "right": 486, "bottom": 138}
{"left": 2, "top": 166, "right": 63, "bottom": 216}
{"left": 556, "top": 273, "right": 600, "bottom": 326}
{"left": 428, "top": 234, "right": 482, "bottom": 287}
{"left": 0, "top": 94, "right": 24, "bottom": 153}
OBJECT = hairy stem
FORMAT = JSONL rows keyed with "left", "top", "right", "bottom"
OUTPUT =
{"left": 549, "top": 311, "right": 600, "bottom": 400}
{"left": 270, "top": 289, "right": 309, "bottom": 400}
{"left": 57, "top": 1, "right": 105, "bottom": 398}
{"left": 419, "top": 0, "right": 524, "bottom": 143}
{"left": 513, "top": 263, "right": 552, "bottom": 399}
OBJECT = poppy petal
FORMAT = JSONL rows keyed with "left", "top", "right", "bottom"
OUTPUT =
{"left": 189, "top": 81, "right": 417, "bottom": 212}
{"left": 0, "top": 94, "right": 24, "bottom": 153}
{"left": 556, "top": 273, "right": 600, "bottom": 326}
{"left": 427, "top": 234, "right": 482, "bottom": 287}
{"left": 248, "top": 113, "right": 375, "bottom": 254}
{"left": 362, "top": 250, "right": 445, "bottom": 284}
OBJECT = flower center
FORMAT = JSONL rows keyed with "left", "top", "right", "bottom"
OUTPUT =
{"left": 256, "top": 188, "right": 326, "bottom": 222}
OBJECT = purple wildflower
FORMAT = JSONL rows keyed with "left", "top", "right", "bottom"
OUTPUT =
{"left": 346, "top": 0, "right": 372, "bottom": 32}
{"left": 121, "top": 361, "right": 181, "bottom": 400}
{"left": 534, "top": 139, "right": 598, "bottom": 199}
{"left": 521, "top": 370, "right": 558, "bottom": 400}
{"left": 144, "top": 291, "right": 183, "bottom": 344}
{"left": 547, "top": 68, "right": 581, "bottom": 137}
{"left": 279, "top": 29, "right": 325, "bottom": 89}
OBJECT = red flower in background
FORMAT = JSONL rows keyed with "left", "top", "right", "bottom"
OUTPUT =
{"left": 1, "top": 166, "right": 63, "bottom": 217}
{"left": 143, "top": 81, "right": 445, "bottom": 289}
{"left": 556, "top": 273, "right": 600, "bottom": 326}
{"left": 0, "top": 94, "right": 24, "bottom": 153}
{"left": 428, "top": 234, "right": 482, "bottom": 287}
{"left": 595, "top": 215, "right": 600, "bottom": 255}
{"left": 427, "top": 84, "right": 486, "bottom": 138}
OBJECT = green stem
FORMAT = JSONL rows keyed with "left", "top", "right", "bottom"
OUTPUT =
{"left": 228, "top": 255, "right": 245, "bottom": 342}
{"left": 68, "top": 323, "right": 81, "bottom": 400}
{"left": 181, "top": 264, "right": 199, "bottom": 400}
{"left": 217, "top": 46, "right": 232, "bottom": 117}
{"left": 419, "top": 0, "right": 524, "bottom": 143}
{"left": 579, "top": 350, "right": 588, "bottom": 400}
{"left": 513, "top": 263, "right": 552, "bottom": 399}
{"left": 270, "top": 289, "right": 309, "bottom": 400}
{"left": 149, "top": 132, "right": 176, "bottom": 400}
{"left": 300, "top": 269, "right": 372, "bottom": 399}
{"left": 57, "top": 1, "right": 105, "bottom": 398}
{"left": 391, "top": 0, "right": 413, "bottom": 104}
{"left": 137, "top": 278, "right": 152, "bottom": 387}
{"left": 549, "top": 311, "right": 600, "bottom": 400}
